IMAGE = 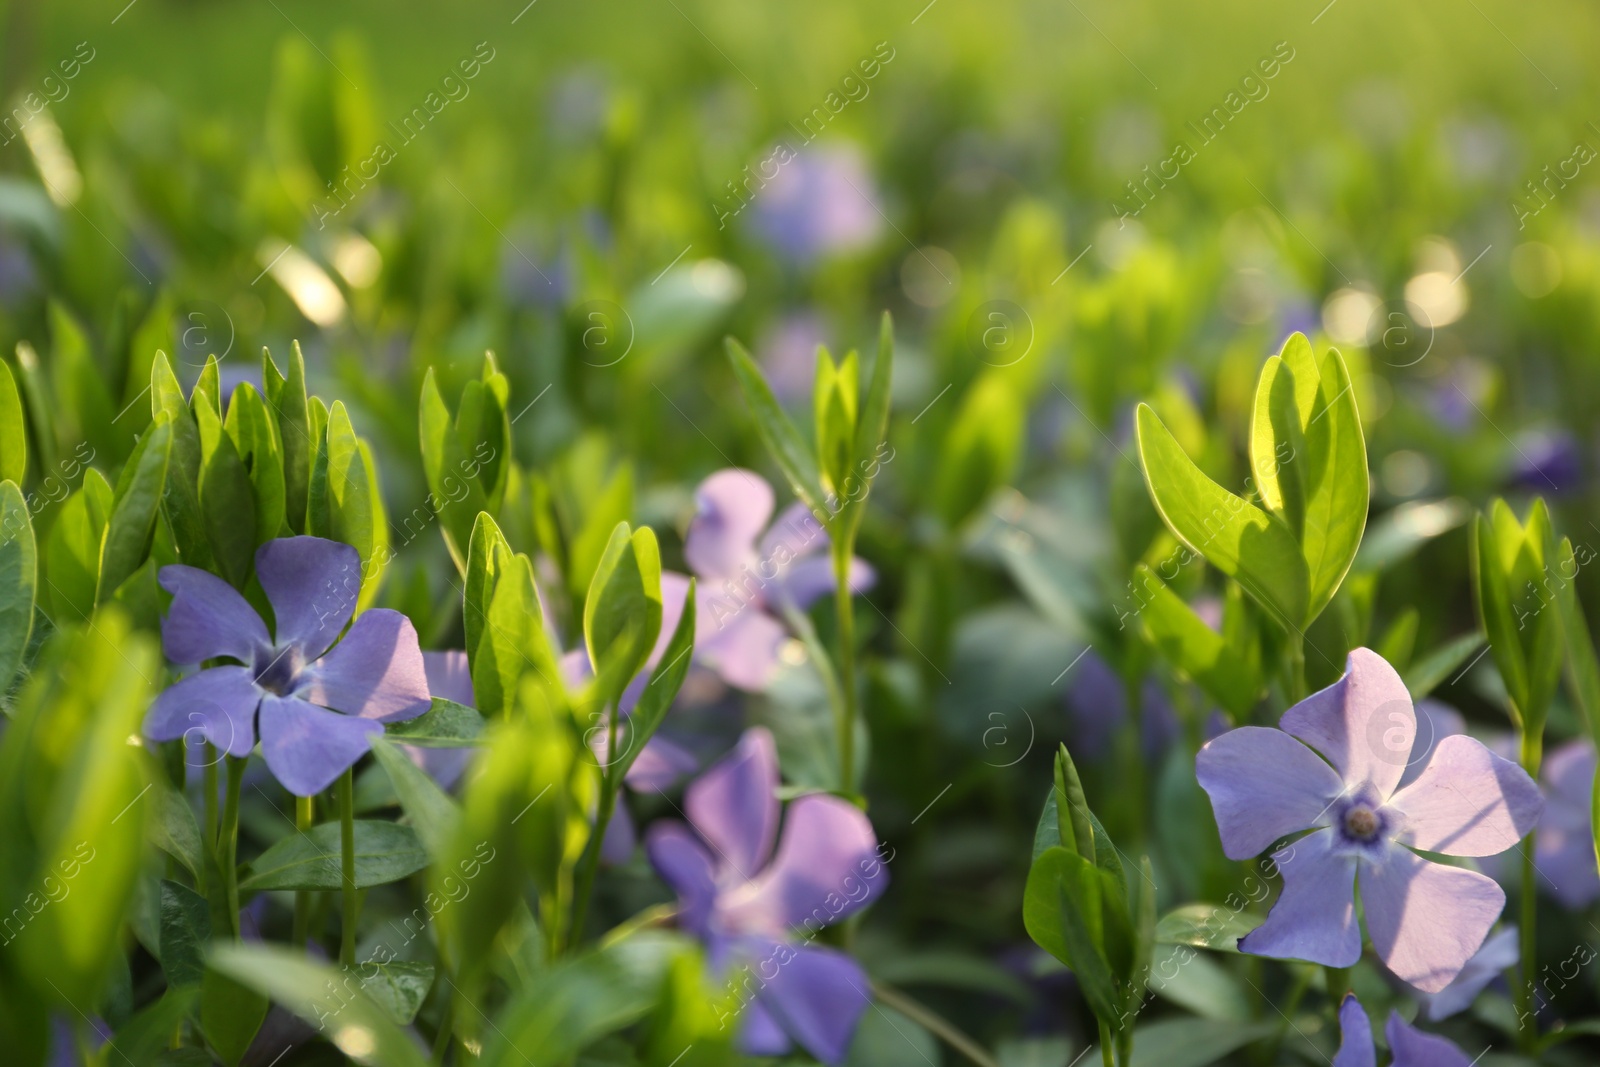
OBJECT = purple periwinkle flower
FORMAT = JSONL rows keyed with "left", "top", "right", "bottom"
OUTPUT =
{"left": 1531, "top": 739, "right": 1600, "bottom": 910}
{"left": 1197, "top": 648, "right": 1542, "bottom": 992}
{"left": 403, "top": 650, "right": 476, "bottom": 790}
{"left": 144, "top": 536, "right": 431, "bottom": 796}
{"left": 1334, "top": 994, "right": 1473, "bottom": 1067}
{"left": 645, "top": 728, "right": 888, "bottom": 1064}
{"left": 686, "top": 469, "right": 873, "bottom": 692}
{"left": 1415, "top": 925, "right": 1517, "bottom": 1021}
{"left": 749, "top": 144, "right": 883, "bottom": 264}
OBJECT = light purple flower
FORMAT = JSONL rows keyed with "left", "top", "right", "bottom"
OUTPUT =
{"left": 646, "top": 728, "right": 888, "bottom": 1064}
{"left": 402, "top": 650, "right": 476, "bottom": 789}
{"left": 1532, "top": 739, "right": 1600, "bottom": 910}
{"left": 1063, "top": 650, "right": 1178, "bottom": 762}
{"left": 1196, "top": 648, "right": 1542, "bottom": 992}
{"left": 686, "top": 469, "right": 874, "bottom": 692}
{"left": 758, "top": 312, "right": 830, "bottom": 403}
{"left": 1415, "top": 925, "right": 1517, "bottom": 1021}
{"left": 749, "top": 144, "right": 883, "bottom": 264}
{"left": 144, "top": 536, "right": 431, "bottom": 796}
{"left": 1334, "top": 994, "right": 1473, "bottom": 1067}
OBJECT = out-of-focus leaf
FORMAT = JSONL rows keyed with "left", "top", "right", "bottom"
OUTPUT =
{"left": 1136, "top": 403, "right": 1308, "bottom": 630}
{"left": 49, "top": 301, "right": 123, "bottom": 464}
{"left": 0, "top": 359, "right": 26, "bottom": 484}
{"left": 726, "top": 338, "right": 824, "bottom": 515}
{"left": 1354, "top": 498, "right": 1471, "bottom": 574}
{"left": 934, "top": 372, "right": 1023, "bottom": 529}
{"left": 568, "top": 462, "right": 633, "bottom": 605}
{"left": 148, "top": 779, "right": 206, "bottom": 882}
{"left": 322, "top": 402, "right": 384, "bottom": 606}
{"left": 99, "top": 416, "right": 173, "bottom": 603}
{"left": 384, "top": 698, "right": 484, "bottom": 747}
{"left": 195, "top": 398, "right": 255, "bottom": 586}
{"left": 356, "top": 961, "right": 436, "bottom": 1027}
{"left": 1022, "top": 845, "right": 1123, "bottom": 1027}
{"left": 1133, "top": 564, "right": 1261, "bottom": 717}
{"left": 0, "top": 482, "right": 36, "bottom": 694}
{"left": 224, "top": 382, "right": 287, "bottom": 545}
{"left": 1404, "top": 631, "right": 1486, "bottom": 700}
{"left": 46, "top": 469, "right": 112, "bottom": 621}
{"left": 1122, "top": 1019, "right": 1276, "bottom": 1067}
{"left": 208, "top": 942, "right": 428, "bottom": 1067}
{"left": 1153, "top": 904, "right": 1262, "bottom": 952}
{"left": 11, "top": 341, "right": 55, "bottom": 477}
{"left": 368, "top": 737, "right": 460, "bottom": 858}
{"left": 264, "top": 343, "right": 312, "bottom": 534}
{"left": 584, "top": 523, "right": 662, "bottom": 710}
{"left": 1147, "top": 944, "right": 1252, "bottom": 1021}
{"left": 611, "top": 577, "right": 695, "bottom": 786}
{"left": 241, "top": 821, "right": 429, "bottom": 891}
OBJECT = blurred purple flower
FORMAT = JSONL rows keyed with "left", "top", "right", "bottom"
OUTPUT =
{"left": 1196, "top": 648, "right": 1542, "bottom": 992}
{"left": 1415, "top": 925, "right": 1517, "bottom": 1021}
{"left": 401, "top": 650, "right": 476, "bottom": 790}
{"left": 144, "top": 537, "right": 431, "bottom": 796}
{"left": 1533, "top": 739, "right": 1600, "bottom": 910}
{"left": 1334, "top": 993, "right": 1473, "bottom": 1067}
{"left": 646, "top": 728, "right": 887, "bottom": 1063}
{"left": 758, "top": 312, "right": 830, "bottom": 403}
{"left": 1509, "top": 429, "right": 1583, "bottom": 493}
{"left": 749, "top": 145, "right": 883, "bottom": 264}
{"left": 1063, "top": 650, "right": 1178, "bottom": 762}
{"left": 686, "top": 469, "right": 874, "bottom": 692}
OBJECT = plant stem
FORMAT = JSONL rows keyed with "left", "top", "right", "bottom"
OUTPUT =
{"left": 221, "top": 756, "right": 245, "bottom": 937}
{"left": 203, "top": 747, "right": 219, "bottom": 845}
{"left": 1286, "top": 633, "right": 1308, "bottom": 703}
{"left": 832, "top": 535, "right": 859, "bottom": 795}
{"left": 871, "top": 981, "right": 1000, "bottom": 1067}
{"left": 569, "top": 701, "right": 619, "bottom": 954}
{"left": 339, "top": 767, "right": 358, "bottom": 968}
{"left": 292, "top": 793, "right": 314, "bottom": 948}
{"left": 1097, "top": 1020, "right": 1114, "bottom": 1067}
{"left": 1324, "top": 965, "right": 1350, "bottom": 1005}
{"left": 430, "top": 996, "right": 455, "bottom": 1067}
{"left": 1516, "top": 723, "right": 1543, "bottom": 1051}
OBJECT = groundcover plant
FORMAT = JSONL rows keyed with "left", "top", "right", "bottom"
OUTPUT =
{"left": 4, "top": 1, "right": 1600, "bottom": 1065}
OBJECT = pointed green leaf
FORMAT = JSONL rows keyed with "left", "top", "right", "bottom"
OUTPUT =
{"left": 464, "top": 511, "right": 513, "bottom": 682}
{"left": 369, "top": 737, "right": 461, "bottom": 859}
{"left": 384, "top": 698, "right": 485, "bottom": 747}
{"left": 1136, "top": 403, "right": 1309, "bottom": 630}
{"left": 224, "top": 382, "right": 287, "bottom": 544}
{"left": 151, "top": 352, "right": 214, "bottom": 571}
{"left": 0, "top": 360, "right": 26, "bottom": 485}
{"left": 610, "top": 577, "right": 696, "bottom": 786}
{"left": 0, "top": 482, "right": 36, "bottom": 694}
{"left": 45, "top": 469, "right": 112, "bottom": 622}
{"left": 99, "top": 417, "right": 173, "bottom": 603}
{"left": 1299, "top": 348, "right": 1368, "bottom": 621}
{"left": 1023, "top": 846, "right": 1122, "bottom": 1027}
{"left": 241, "top": 821, "right": 429, "bottom": 891}
{"left": 726, "top": 338, "right": 825, "bottom": 514}
{"left": 275, "top": 342, "right": 314, "bottom": 533}
{"left": 201, "top": 967, "right": 268, "bottom": 1067}
{"left": 195, "top": 399, "right": 256, "bottom": 586}
{"left": 158, "top": 879, "right": 211, "bottom": 988}
{"left": 584, "top": 523, "right": 663, "bottom": 710}
{"left": 1133, "top": 565, "right": 1262, "bottom": 717}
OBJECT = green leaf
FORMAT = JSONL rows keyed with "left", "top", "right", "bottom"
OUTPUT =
{"left": 224, "top": 382, "right": 287, "bottom": 544}
{"left": 464, "top": 511, "right": 514, "bottom": 686}
{"left": 45, "top": 469, "right": 112, "bottom": 621}
{"left": 192, "top": 355, "right": 222, "bottom": 417}
{"left": 148, "top": 779, "right": 206, "bottom": 882}
{"left": 150, "top": 352, "right": 214, "bottom": 571}
{"left": 418, "top": 367, "right": 495, "bottom": 574}
{"left": 49, "top": 301, "right": 123, "bottom": 464}
{"left": 1126, "top": 856, "right": 1157, "bottom": 1016}
{"left": 568, "top": 463, "right": 634, "bottom": 605}
{"left": 356, "top": 961, "right": 436, "bottom": 1027}
{"left": 814, "top": 346, "right": 859, "bottom": 496}
{"left": 0, "top": 359, "right": 26, "bottom": 484}
{"left": 1132, "top": 565, "right": 1261, "bottom": 717}
{"left": 323, "top": 402, "right": 385, "bottom": 606}
{"left": 368, "top": 737, "right": 461, "bottom": 858}
{"left": 1298, "top": 347, "right": 1368, "bottom": 621}
{"left": 1136, "top": 403, "right": 1309, "bottom": 630}
{"left": 836, "top": 312, "right": 894, "bottom": 546}
{"left": 1124, "top": 1019, "right": 1277, "bottom": 1067}
{"left": 12, "top": 341, "right": 56, "bottom": 480}
{"left": 98, "top": 416, "right": 173, "bottom": 603}
{"left": 385, "top": 698, "right": 485, "bottom": 747}
{"left": 1354, "top": 498, "right": 1471, "bottom": 574}
{"left": 207, "top": 942, "right": 429, "bottom": 1067}
{"left": 1153, "top": 904, "right": 1263, "bottom": 952}
{"left": 473, "top": 552, "right": 559, "bottom": 719}
{"left": 1146, "top": 944, "right": 1252, "bottom": 1022}
{"left": 104, "top": 990, "right": 198, "bottom": 1067}
{"left": 583, "top": 523, "right": 663, "bottom": 710}
{"left": 195, "top": 399, "right": 256, "bottom": 586}
{"left": 1404, "top": 631, "right": 1486, "bottom": 700}
{"left": 1554, "top": 538, "right": 1600, "bottom": 733}
{"left": 1022, "top": 845, "right": 1124, "bottom": 1028}
{"left": 1472, "top": 500, "right": 1563, "bottom": 727}
{"left": 241, "top": 820, "right": 429, "bottom": 891}
{"left": 726, "top": 338, "right": 825, "bottom": 514}
{"left": 934, "top": 372, "right": 1024, "bottom": 528}
{"left": 265, "top": 343, "right": 313, "bottom": 534}
{"left": 0, "top": 482, "right": 36, "bottom": 694}
{"left": 158, "top": 879, "right": 211, "bottom": 988}
{"left": 611, "top": 577, "right": 696, "bottom": 786}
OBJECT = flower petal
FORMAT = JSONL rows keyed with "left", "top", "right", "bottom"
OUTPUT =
{"left": 404, "top": 745, "right": 473, "bottom": 790}
{"left": 601, "top": 803, "right": 637, "bottom": 865}
{"left": 644, "top": 822, "right": 719, "bottom": 937}
{"left": 685, "top": 469, "right": 773, "bottom": 581}
{"left": 1398, "top": 700, "right": 1465, "bottom": 789}
{"left": 1195, "top": 727, "right": 1344, "bottom": 860}
{"left": 768, "top": 555, "right": 876, "bottom": 613}
{"left": 1387, "top": 735, "right": 1543, "bottom": 856}
{"left": 157, "top": 565, "right": 269, "bottom": 666}
{"left": 422, "top": 650, "right": 474, "bottom": 707}
{"left": 1361, "top": 845, "right": 1505, "bottom": 993}
{"left": 144, "top": 665, "right": 260, "bottom": 758}
{"left": 1281, "top": 647, "right": 1415, "bottom": 801}
{"left": 299, "top": 609, "right": 431, "bottom": 722}
{"left": 1383, "top": 1011, "right": 1474, "bottom": 1067}
{"left": 698, "top": 609, "right": 786, "bottom": 691}
{"left": 1333, "top": 995, "right": 1376, "bottom": 1067}
{"left": 1419, "top": 925, "right": 1518, "bottom": 1021}
{"left": 722, "top": 794, "right": 888, "bottom": 936}
{"left": 625, "top": 734, "right": 699, "bottom": 792}
{"left": 1238, "top": 830, "right": 1360, "bottom": 967}
{"left": 685, "top": 727, "right": 781, "bottom": 880}
{"left": 736, "top": 994, "right": 793, "bottom": 1058}
{"left": 258, "top": 695, "right": 382, "bottom": 797}
{"left": 1534, "top": 792, "right": 1600, "bottom": 911}
{"left": 757, "top": 502, "right": 828, "bottom": 564}
{"left": 756, "top": 943, "right": 872, "bottom": 1066}
{"left": 256, "top": 536, "right": 361, "bottom": 659}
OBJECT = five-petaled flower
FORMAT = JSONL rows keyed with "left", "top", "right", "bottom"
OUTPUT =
{"left": 1333, "top": 993, "right": 1473, "bottom": 1066}
{"left": 683, "top": 468, "right": 873, "bottom": 691}
{"left": 646, "top": 728, "right": 887, "bottom": 1064}
{"left": 1197, "top": 647, "right": 1542, "bottom": 992}
{"left": 144, "top": 536, "right": 431, "bottom": 796}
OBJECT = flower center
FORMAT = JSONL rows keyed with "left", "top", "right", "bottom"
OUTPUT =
{"left": 253, "top": 644, "right": 304, "bottom": 697}
{"left": 1343, "top": 804, "right": 1380, "bottom": 841}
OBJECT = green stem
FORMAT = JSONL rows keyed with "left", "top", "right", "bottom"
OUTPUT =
{"left": 569, "top": 701, "right": 619, "bottom": 954}
{"left": 832, "top": 535, "right": 859, "bottom": 795}
{"left": 1286, "top": 633, "right": 1308, "bottom": 703}
{"left": 1516, "top": 724, "right": 1543, "bottom": 1051}
{"left": 339, "top": 767, "right": 358, "bottom": 968}
{"left": 1097, "top": 1020, "right": 1114, "bottom": 1067}
{"left": 292, "top": 794, "right": 314, "bottom": 948}
{"left": 1324, "top": 965, "right": 1350, "bottom": 1005}
{"left": 430, "top": 996, "right": 455, "bottom": 1067}
{"left": 871, "top": 982, "right": 1000, "bottom": 1067}
{"left": 221, "top": 757, "right": 245, "bottom": 937}
{"left": 203, "top": 748, "right": 219, "bottom": 845}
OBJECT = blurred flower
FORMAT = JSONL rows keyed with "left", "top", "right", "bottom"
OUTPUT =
{"left": 1196, "top": 648, "right": 1541, "bottom": 992}
{"left": 1508, "top": 429, "right": 1583, "bottom": 493}
{"left": 749, "top": 144, "right": 882, "bottom": 264}
{"left": 1063, "top": 650, "right": 1177, "bottom": 762}
{"left": 646, "top": 728, "right": 887, "bottom": 1063}
{"left": 403, "top": 650, "right": 475, "bottom": 790}
{"left": 1532, "top": 739, "right": 1600, "bottom": 910}
{"left": 758, "top": 312, "right": 829, "bottom": 402}
{"left": 686, "top": 469, "right": 874, "bottom": 691}
{"left": 1424, "top": 358, "right": 1491, "bottom": 432}
{"left": 1415, "top": 925, "right": 1517, "bottom": 1021}
{"left": 1334, "top": 993, "right": 1473, "bottom": 1066}
{"left": 0, "top": 235, "right": 38, "bottom": 304}
{"left": 144, "top": 537, "right": 431, "bottom": 796}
